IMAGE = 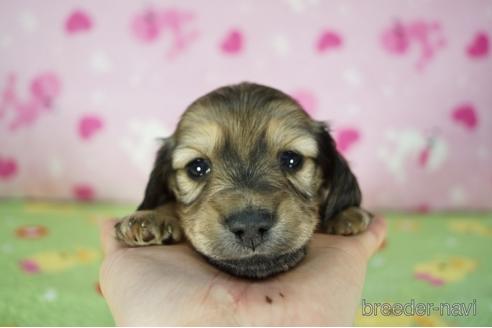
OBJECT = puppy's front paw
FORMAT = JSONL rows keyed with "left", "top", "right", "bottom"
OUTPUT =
{"left": 115, "top": 210, "right": 182, "bottom": 246}
{"left": 323, "top": 207, "right": 372, "bottom": 235}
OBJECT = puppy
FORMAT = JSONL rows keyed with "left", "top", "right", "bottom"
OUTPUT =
{"left": 115, "top": 82, "right": 372, "bottom": 279}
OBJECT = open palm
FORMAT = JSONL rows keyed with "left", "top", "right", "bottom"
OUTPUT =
{"left": 99, "top": 217, "right": 386, "bottom": 326}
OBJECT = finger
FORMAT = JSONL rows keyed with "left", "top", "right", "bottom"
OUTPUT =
{"left": 100, "top": 218, "right": 124, "bottom": 256}
{"left": 354, "top": 216, "right": 387, "bottom": 258}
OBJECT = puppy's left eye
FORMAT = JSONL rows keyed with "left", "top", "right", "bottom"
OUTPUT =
{"left": 186, "top": 158, "right": 211, "bottom": 179}
{"left": 279, "top": 151, "right": 303, "bottom": 171}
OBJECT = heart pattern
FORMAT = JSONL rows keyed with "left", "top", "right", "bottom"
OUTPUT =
{"left": 221, "top": 29, "right": 243, "bottom": 54}
{"left": 0, "top": 157, "right": 18, "bottom": 180}
{"left": 132, "top": 10, "right": 160, "bottom": 42}
{"left": 467, "top": 32, "right": 489, "bottom": 58}
{"left": 291, "top": 89, "right": 317, "bottom": 115}
{"left": 79, "top": 115, "right": 104, "bottom": 140}
{"left": 65, "top": 10, "right": 92, "bottom": 34}
{"left": 335, "top": 128, "right": 360, "bottom": 153}
{"left": 452, "top": 104, "right": 478, "bottom": 131}
{"left": 73, "top": 184, "right": 94, "bottom": 201}
{"left": 316, "top": 30, "right": 342, "bottom": 53}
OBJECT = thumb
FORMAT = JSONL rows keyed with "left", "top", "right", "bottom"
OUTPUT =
{"left": 354, "top": 216, "right": 387, "bottom": 258}
{"left": 99, "top": 218, "right": 124, "bottom": 256}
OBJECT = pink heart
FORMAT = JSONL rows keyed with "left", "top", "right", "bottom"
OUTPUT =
{"left": 65, "top": 10, "right": 92, "bottom": 34}
{"left": 221, "top": 29, "right": 243, "bottom": 54}
{"left": 381, "top": 22, "right": 409, "bottom": 55}
{"left": 317, "top": 30, "right": 342, "bottom": 53}
{"left": 291, "top": 89, "right": 317, "bottom": 115}
{"left": 73, "top": 184, "right": 94, "bottom": 201}
{"left": 416, "top": 203, "right": 430, "bottom": 214}
{"left": 19, "top": 259, "right": 40, "bottom": 274}
{"left": 30, "top": 72, "right": 61, "bottom": 107}
{"left": 467, "top": 32, "right": 489, "bottom": 58}
{"left": 452, "top": 104, "right": 478, "bottom": 131}
{"left": 335, "top": 128, "right": 360, "bottom": 153}
{"left": 79, "top": 115, "right": 104, "bottom": 140}
{"left": 132, "top": 10, "right": 160, "bottom": 42}
{"left": 414, "top": 272, "right": 444, "bottom": 287}
{"left": 0, "top": 157, "right": 18, "bottom": 180}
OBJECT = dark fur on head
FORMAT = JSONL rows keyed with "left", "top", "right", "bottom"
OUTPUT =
{"left": 138, "top": 140, "right": 176, "bottom": 210}
{"left": 315, "top": 123, "right": 362, "bottom": 231}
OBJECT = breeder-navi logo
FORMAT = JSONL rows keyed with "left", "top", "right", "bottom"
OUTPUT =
{"left": 362, "top": 299, "right": 477, "bottom": 317}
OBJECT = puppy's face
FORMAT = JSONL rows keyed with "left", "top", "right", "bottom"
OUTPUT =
{"left": 140, "top": 83, "right": 361, "bottom": 278}
{"left": 166, "top": 84, "right": 327, "bottom": 277}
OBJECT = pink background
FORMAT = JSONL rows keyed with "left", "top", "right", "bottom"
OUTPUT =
{"left": 1, "top": 0, "right": 491, "bottom": 211}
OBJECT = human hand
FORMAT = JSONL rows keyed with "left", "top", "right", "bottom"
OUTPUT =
{"left": 99, "top": 216, "right": 386, "bottom": 326}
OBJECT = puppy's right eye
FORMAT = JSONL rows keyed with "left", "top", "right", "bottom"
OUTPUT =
{"left": 186, "top": 158, "right": 211, "bottom": 179}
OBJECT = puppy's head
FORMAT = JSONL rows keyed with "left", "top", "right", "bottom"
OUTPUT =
{"left": 140, "top": 83, "right": 361, "bottom": 278}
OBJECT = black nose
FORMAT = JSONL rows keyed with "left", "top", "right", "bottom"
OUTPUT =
{"left": 225, "top": 209, "right": 274, "bottom": 251}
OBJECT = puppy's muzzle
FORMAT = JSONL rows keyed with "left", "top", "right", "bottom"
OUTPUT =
{"left": 225, "top": 208, "right": 274, "bottom": 251}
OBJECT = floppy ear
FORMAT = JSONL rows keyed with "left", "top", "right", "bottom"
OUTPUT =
{"left": 137, "top": 138, "right": 176, "bottom": 211}
{"left": 315, "top": 122, "right": 362, "bottom": 229}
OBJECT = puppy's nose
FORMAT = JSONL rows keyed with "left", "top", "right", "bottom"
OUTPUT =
{"left": 225, "top": 209, "right": 274, "bottom": 251}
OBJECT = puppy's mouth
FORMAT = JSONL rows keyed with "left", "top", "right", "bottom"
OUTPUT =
{"left": 202, "top": 247, "right": 307, "bottom": 279}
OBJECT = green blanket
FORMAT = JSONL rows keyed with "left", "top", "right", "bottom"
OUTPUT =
{"left": 0, "top": 200, "right": 491, "bottom": 326}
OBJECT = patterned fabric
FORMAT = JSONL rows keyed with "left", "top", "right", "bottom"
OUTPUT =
{"left": 0, "top": 1, "right": 491, "bottom": 210}
{"left": 0, "top": 201, "right": 491, "bottom": 326}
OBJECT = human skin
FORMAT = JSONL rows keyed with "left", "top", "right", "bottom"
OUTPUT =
{"left": 99, "top": 216, "right": 387, "bottom": 326}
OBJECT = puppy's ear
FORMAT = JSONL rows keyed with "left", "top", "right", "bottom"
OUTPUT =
{"left": 315, "top": 122, "right": 362, "bottom": 228}
{"left": 137, "top": 138, "right": 175, "bottom": 211}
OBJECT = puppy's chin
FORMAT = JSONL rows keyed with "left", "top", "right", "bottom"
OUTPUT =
{"left": 202, "top": 247, "right": 307, "bottom": 279}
